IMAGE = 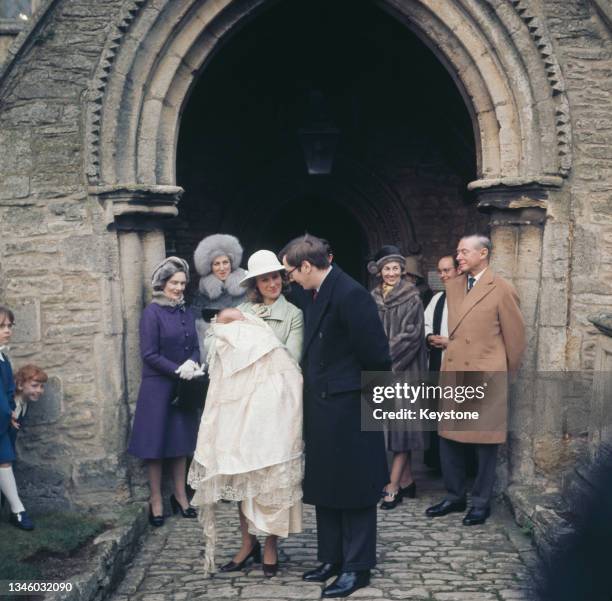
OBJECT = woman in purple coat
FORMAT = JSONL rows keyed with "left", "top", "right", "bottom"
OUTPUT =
{"left": 128, "top": 257, "right": 201, "bottom": 527}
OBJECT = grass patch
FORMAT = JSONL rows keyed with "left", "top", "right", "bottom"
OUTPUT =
{"left": 0, "top": 511, "right": 107, "bottom": 580}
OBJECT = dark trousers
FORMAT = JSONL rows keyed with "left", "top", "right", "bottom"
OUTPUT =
{"left": 440, "top": 437, "right": 498, "bottom": 509}
{"left": 315, "top": 505, "right": 377, "bottom": 571}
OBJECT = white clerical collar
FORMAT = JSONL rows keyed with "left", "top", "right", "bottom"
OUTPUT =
{"left": 316, "top": 265, "right": 333, "bottom": 293}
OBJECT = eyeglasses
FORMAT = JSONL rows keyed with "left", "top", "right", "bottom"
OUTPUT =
{"left": 285, "top": 266, "right": 299, "bottom": 278}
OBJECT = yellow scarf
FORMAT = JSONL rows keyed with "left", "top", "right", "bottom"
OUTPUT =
{"left": 382, "top": 282, "right": 395, "bottom": 298}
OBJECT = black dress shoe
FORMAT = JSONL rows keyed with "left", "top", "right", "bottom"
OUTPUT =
{"left": 170, "top": 494, "right": 197, "bottom": 518}
{"left": 302, "top": 562, "right": 341, "bottom": 582}
{"left": 218, "top": 541, "right": 261, "bottom": 572}
{"left": 322, "top": 570, "right": 370, "bottom": 598}
{"left": 148, "top": 503, "right": 164, "bottom": 527}
{"left": 462, "top": 506, "right": 491, "bottom": 526}
{"left": 399, "top": 481, "right": 416, "bottom": 499}
{"left": 425, "top": 498, "right": 467, "bottom": 517}
{"left": 380, "top": 488, "right": 402, "bottom": 510}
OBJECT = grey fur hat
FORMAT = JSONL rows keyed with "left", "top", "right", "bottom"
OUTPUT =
{"left": 194, "top": 234, "right": 244, "bottom": 277}
{"left": 151, "top": 256, "right": 190, "bottom": 290}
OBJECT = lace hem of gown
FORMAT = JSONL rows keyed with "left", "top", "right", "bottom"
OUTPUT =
{"left": 188, "top": 455, "right": 303, "bottom": 577}
{"left": 188, "top": 455, "right": 303, "bottom": 507}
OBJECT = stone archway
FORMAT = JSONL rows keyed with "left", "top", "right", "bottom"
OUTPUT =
{"left": 83, "top": 0, "right": 574, "bottom": 489}
{"left": 85, "top": 0, "right": 571, "bottom": 188}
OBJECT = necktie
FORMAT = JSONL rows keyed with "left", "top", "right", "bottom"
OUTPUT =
{"left": 467, "top": 276, "right": 476, "bottom": 291}
{"left": 312, "top": 290, "right": 318, "bottom": 302}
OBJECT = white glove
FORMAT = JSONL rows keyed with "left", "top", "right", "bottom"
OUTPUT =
{"left": 175, "top": 359, "right": 199, "bottom": 380}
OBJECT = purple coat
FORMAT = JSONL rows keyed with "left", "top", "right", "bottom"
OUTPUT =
{"left": 128, "top": 302, "right": 200, "bottom": 459}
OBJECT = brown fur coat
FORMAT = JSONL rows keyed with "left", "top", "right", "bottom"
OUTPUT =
{"left": 371, "top": 279, "right": 427, "bottom": 374}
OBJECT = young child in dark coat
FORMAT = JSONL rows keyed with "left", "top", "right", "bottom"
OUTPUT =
{"left": 0, "top": 306, "right": 44, "bottom": 530}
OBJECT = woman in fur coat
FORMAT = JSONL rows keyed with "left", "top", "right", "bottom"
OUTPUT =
{"left": 191, "top": 234, "right": 247, "bottom": 360}
{"left": 369, "top": 246, "right": 428, "bottom": 510}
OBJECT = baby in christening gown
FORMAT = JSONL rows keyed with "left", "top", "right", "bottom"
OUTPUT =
{"left": 188, "top": 308, "right": 303, "bottom": 575}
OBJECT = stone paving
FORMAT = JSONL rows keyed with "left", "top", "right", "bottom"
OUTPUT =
{"left": 109, "top": 481, "right": 537, "bottom": 601}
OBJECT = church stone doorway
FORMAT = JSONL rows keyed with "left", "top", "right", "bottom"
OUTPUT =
{"left": 172, "top": 0, "right": 484, "bottom": 288}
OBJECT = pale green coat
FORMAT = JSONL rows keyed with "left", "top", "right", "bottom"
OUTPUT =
{"left": 238, "top": 295, "right": 304, "bottom": 362}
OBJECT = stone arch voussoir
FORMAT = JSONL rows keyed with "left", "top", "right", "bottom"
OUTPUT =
{"left": 85, "top": 0, "right": 572, "bottom": 193}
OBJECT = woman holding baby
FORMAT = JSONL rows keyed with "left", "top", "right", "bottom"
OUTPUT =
{"left": 189, "top": 250, "right": 304, "bottom": 578}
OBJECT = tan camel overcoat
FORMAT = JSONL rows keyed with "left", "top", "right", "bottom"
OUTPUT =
{"left": 439, "top": 269, "right": 526, "bottom": 444}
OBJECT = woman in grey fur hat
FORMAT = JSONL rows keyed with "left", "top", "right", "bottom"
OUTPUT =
{"left": 369, "top": 246, "right": 428, "bottom": 510}
{"left": 191, "top": 234, "right": 247, "bottom": 360}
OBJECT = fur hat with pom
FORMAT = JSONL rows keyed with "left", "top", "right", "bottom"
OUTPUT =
{"left": 194, "top": 234, "right": 244, "bottom": 277}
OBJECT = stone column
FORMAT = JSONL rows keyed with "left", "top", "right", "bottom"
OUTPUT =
{"left": 88, "top": 184, "right": 183, "bottom": 500}
{"left": 587, "top": 314, "right": 612, "bottom": 457}
{"left": 89, "top": 184, "right": 183, "bottom": 405}
{"left": 469, "top": 177, "right": 564, "bottom": 489}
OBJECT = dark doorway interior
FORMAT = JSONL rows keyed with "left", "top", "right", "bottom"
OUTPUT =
{"left": 260, "top": 194, "right": 368, "bottom": 282}
{"left": 173, "top": 0, "right": 483, "bottom": 287}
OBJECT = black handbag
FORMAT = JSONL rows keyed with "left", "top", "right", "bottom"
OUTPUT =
{"left": 171, "top": 374, "right": 209, "bottom": 412}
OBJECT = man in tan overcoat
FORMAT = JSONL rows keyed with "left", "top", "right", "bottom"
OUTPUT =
{"left": 425, "top": 234, "right": 526, "bottom": 526}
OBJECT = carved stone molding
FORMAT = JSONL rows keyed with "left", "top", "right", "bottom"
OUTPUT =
{"left": 85, "top": 0, "right": 147, "bottom": 183}
{"left": 83, "top": 0, "right": 574, "bottom": 188}
{"left": 89, "top": 184, "right": 183, "bottom": 229}
{"left": 508, "top": 0, "right": 573, "bottom": 176}
{"left": 470, "top": 177, "right": 562, "bottom": 225}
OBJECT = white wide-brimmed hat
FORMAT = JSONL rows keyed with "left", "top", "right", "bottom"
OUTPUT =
{"left": 240, "top": 250, "right": 286, "bottom": 285}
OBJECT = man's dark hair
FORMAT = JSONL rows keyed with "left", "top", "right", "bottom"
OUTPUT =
{"left": 281, "top": 234, "right": 331, "bottom": 269}
{"left": 0, "top": 305, "right": 15, "bottom": 325}
{"left": 244, "top": 272, "right": 291, "bottom": 303}
{"left": 440, "top": 255, "right": 459, "bottom": 269}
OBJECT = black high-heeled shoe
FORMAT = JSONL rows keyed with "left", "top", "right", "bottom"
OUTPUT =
{"left": 263, "top": 560, "right": 279, "bottom": 578}
{"left": 380, "top": 488, "right": 402, "bottom": 510}
{"left": 218, "top": 541, "right": 262, "bottom": 572}
{"left": 262, "top": 547, "right": 279, "bottom": 578}
{"left": 170, "top": 494, "right": 197, "bottom": 518}
{"left": 148, "top": 503, "right": 164, "bottom": 527}
{"left": 399, "top": 481, "right": 417, "bottom": 499}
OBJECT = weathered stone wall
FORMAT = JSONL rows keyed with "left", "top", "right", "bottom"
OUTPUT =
{"left": 538, "top": 0, "right": 612, "bottom": 477}
{"left": 0, "top": 0, "right": 128, "bottom": 509}
{"left": 504, "top": 0, "right": 612, "bottom": 550}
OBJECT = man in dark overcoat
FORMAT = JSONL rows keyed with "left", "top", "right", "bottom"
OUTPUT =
{"left": 282, "top": 235, "right": 390, "bottom": 599}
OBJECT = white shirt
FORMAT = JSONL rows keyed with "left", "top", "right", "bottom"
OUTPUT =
{"left": 468, "top": 267, "right": 487, "bottom": 289}
{"left": 424, "top": 291, "right": 449, "bottom": 364}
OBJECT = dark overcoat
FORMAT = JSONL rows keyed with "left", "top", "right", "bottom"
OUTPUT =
{"left": 128, "top": 302, "right": 201, "bottom": 460}
{"left": 0, "top": 353, "right": 16, "bottom": 463}
{"left": 301, "top": 266, "right": 391, "bottom": 509}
